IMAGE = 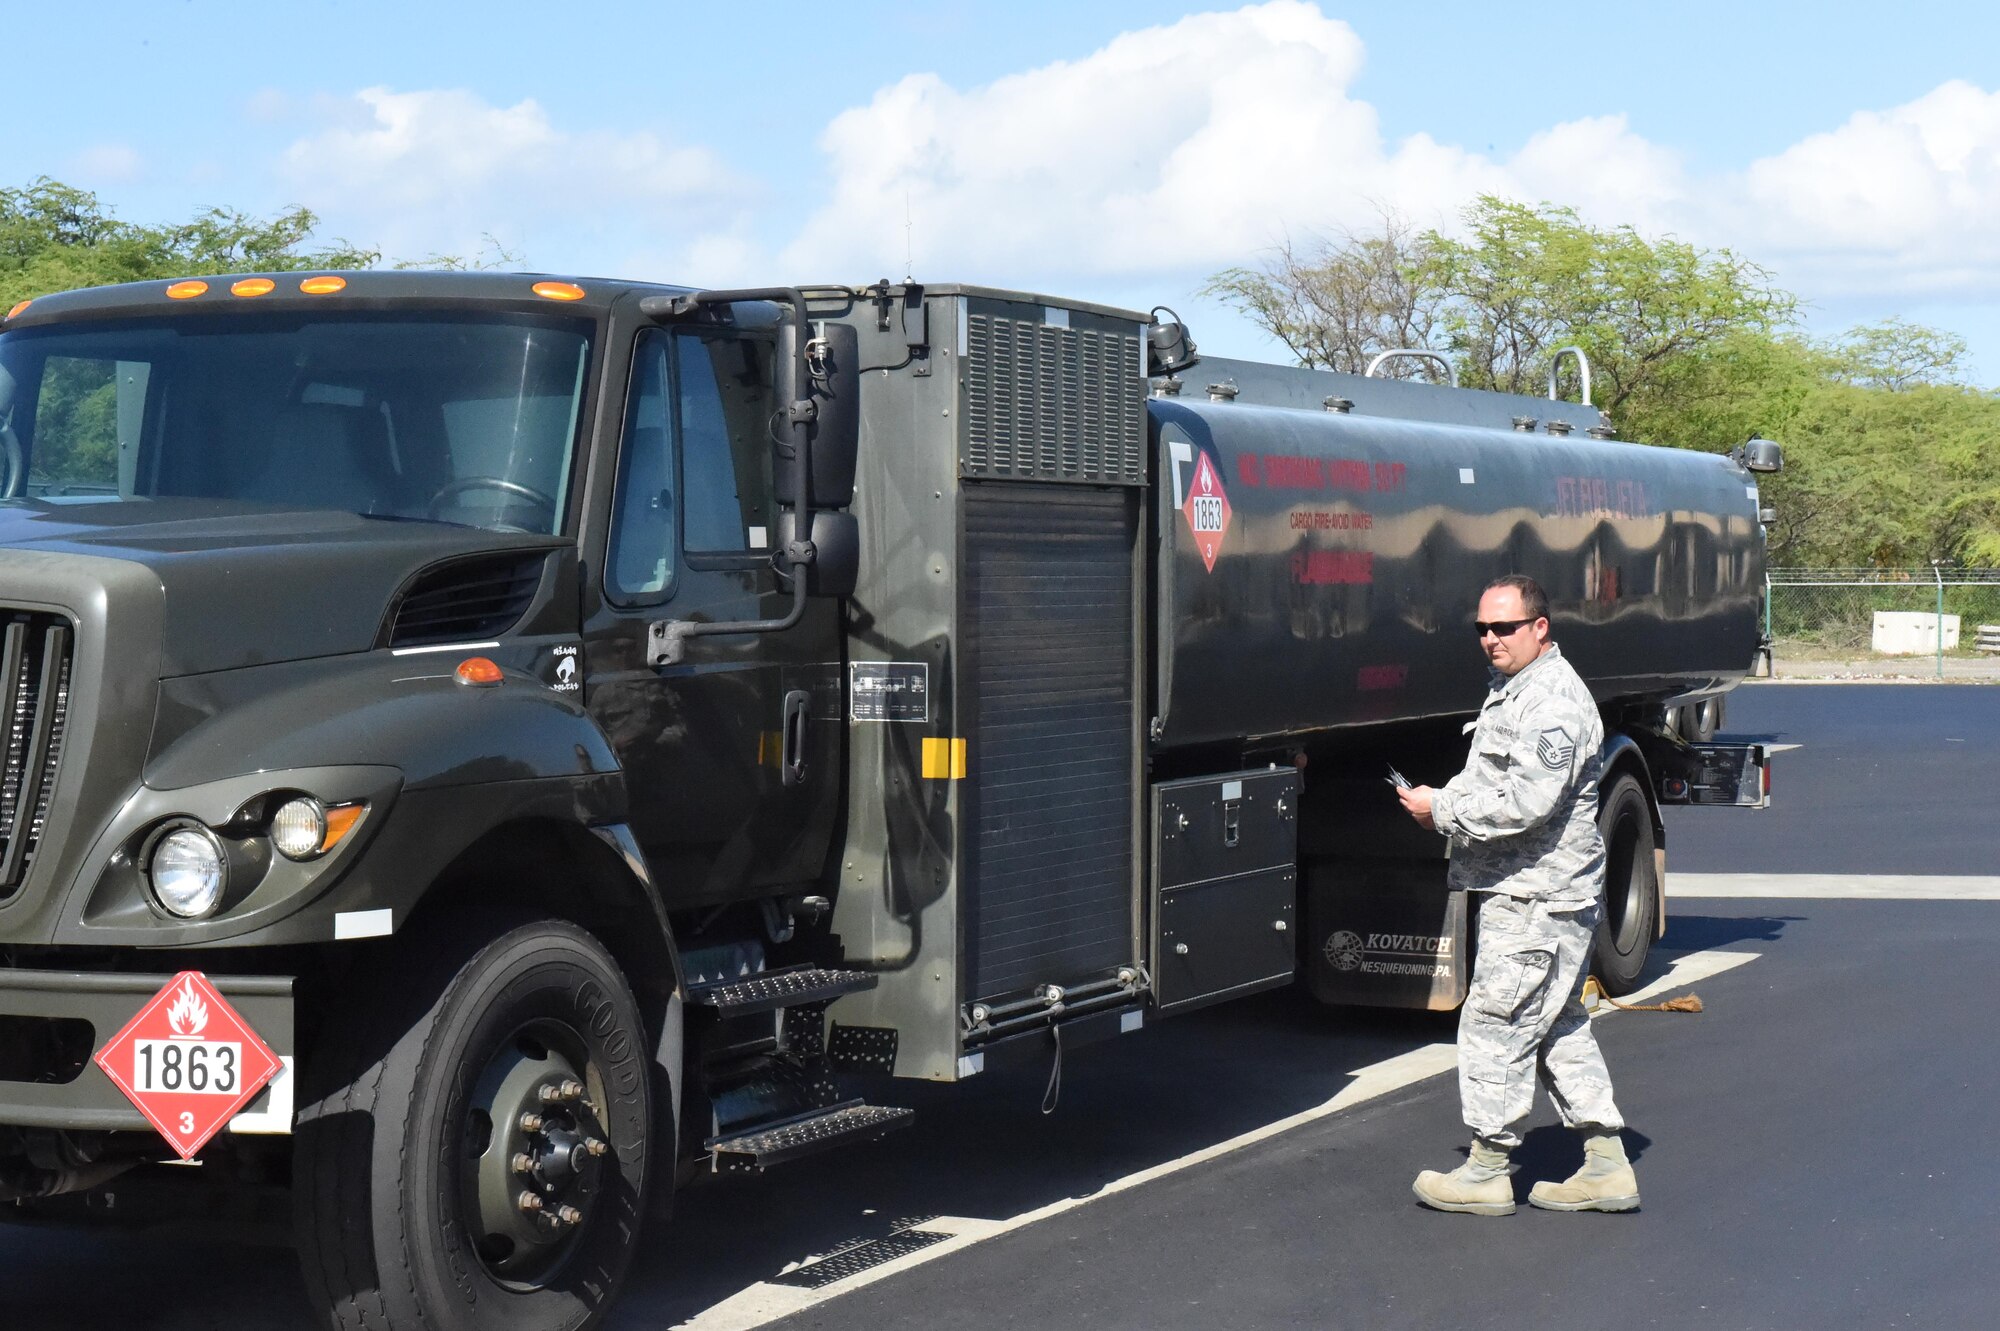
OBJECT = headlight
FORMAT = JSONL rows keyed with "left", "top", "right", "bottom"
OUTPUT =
{"left": 149, "top": 826, "right": 226, "bottom": 919}
{"left": 271, "top": 797, "right": 327, "bottom": 860}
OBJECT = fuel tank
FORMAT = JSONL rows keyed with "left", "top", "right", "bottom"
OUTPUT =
{"left": 1150, "top": 366, "right": 1765, "bottom": 750}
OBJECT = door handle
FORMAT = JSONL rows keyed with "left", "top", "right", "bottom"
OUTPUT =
{"left": 781, "top": 690, "right": 811, "bottom": 786}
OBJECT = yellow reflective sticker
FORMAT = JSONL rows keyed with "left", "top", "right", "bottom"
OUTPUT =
{"left": 922, "top": 737, "right": 968, "bottom": 780}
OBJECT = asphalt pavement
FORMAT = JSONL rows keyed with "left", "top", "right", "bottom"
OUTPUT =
{"left": 6, "top": 684, "right": 1997, "bottom": 1330}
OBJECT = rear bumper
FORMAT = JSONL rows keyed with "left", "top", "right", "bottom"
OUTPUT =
{"left": 0, "top": 969, "right": 295, "bottom": 1134}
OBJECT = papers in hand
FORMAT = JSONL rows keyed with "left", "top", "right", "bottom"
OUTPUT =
{"left": 1385, "top": 764, "right": 1412, "bottom": 790}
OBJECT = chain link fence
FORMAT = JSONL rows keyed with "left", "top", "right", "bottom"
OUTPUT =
{"left": 1765, "top": 568, "right": 2000, "bottom": 675}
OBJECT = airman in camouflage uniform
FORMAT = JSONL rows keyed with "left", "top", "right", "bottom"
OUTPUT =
{"left": 1396, "top": 575, "right": 1639, "bottom": 1216}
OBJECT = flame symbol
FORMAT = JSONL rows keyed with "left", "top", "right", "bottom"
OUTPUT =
{"left": 1200, "top": 462, "right": 1214, "bottom": 495}
{"left": 167, "top": 979, "right": 209, "bottom": 1038}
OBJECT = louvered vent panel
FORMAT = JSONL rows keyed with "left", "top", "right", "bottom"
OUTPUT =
{"left": 388, "top": 554, "right": 546, "bottom": 648}
{"left": 962, "top": 314, "right": 1144, "bottom": 485}
{"left": 0, "top": 612, "right": 74, "bottom": 899}
{"left": 961, "top": 485, "right": 1138, "bottom": 1002}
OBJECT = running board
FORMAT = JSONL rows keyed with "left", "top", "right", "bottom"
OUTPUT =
{"left": 708, "top": 1101, "right": 913, "bottom": 1174}
{"left": 688, "top": 966, "right": 878, "bottom": 1018}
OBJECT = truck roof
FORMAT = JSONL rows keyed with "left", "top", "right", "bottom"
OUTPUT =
{"left": 4, "top": 269, "right": 693, "bottom": 327}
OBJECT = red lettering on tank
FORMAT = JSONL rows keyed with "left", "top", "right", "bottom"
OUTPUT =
{"left": 1554, "top": 475, "right": 1652, "bottom": 519}
{"left": 1290, "top": 550, "right": 1374, "bottom": 585}
{"left": 1357, "top": 664, "right": 1408, "bottom": 691}
{"left": 1326, "top": 460, "right": 1372, "bottom": 492}
{"left": 1373, "top": 461, "right": 1406, "bottom": 492}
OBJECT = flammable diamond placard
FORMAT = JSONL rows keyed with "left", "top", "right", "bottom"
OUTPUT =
{"left": 93, "top": 971, "right": 283, "bottom": 1160}
{"left": 1179, "top": 449, "right": 1232, "bottom": 573}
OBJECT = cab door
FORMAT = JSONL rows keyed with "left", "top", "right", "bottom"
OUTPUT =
{"left": 582, "top": 320, "right": 843, "bottom": 909}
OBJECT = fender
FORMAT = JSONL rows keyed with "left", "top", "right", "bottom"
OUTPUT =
{"left": 46, "top": 648, "right": 631, "bottom": 946}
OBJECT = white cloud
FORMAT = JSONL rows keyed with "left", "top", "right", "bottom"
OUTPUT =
{"left": 1734, "top": 80, "right": 2000, "bottom": 297}
{"left": 70, "top": 143, "right": 142, "bottom": 185}
{"left": 257, "top": 9, "right": 2000, "bottom": 348}
{"left": 276, "top": 87, "right": 755, "bottom": 270}
{"left": 780, "top": 0, "right": 1498, "bottom": 279}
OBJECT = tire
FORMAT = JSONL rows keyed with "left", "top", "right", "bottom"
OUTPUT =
{"left": 294, "top": 920, "right": 654, "bottom": 1331}
{"left": 1689, "top": 696, "right": 1723, "bottom": 743}
{"left": 1591, "top": 774, "right": 1658, "bottom": 996}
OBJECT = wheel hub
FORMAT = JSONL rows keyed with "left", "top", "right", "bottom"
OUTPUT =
{"left": 464, "top": 1028, "right": 611, "bottom": 1282}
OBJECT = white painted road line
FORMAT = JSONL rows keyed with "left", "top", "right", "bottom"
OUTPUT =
{"left": 675, "top": 947, "right": 1757, "bottom": 1331}
{"left": 1673, "top": 874, "right": 2000, "bottom": 899}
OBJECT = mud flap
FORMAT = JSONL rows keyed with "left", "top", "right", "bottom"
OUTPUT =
{"left": 1304, "top": 859, "right": 1468, "bottom": 1010}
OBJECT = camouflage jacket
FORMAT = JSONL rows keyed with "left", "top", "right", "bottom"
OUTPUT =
{"left": 1430, "top": 643, "right": 1605, "bottom": 903}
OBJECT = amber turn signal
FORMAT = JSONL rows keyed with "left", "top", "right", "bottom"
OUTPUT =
{"left": 165, "top": 280, "right": 209, "bottom": 299}
{"left": 7, "top": 299, "right": 32, "bottom": 319}
{"left": 532, "top": 281, "right": 586, "bottom": 301}
{"left": 455, "top": 657, "right": 504, "bottom": 687}
{"left": 299, "top": 275, "right": 347, "bottom": 295}
{"left": 231, "top": 278, "right": 275, "bottom": 298}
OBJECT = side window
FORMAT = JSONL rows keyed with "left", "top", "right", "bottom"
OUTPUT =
{"left": 28, "top": 355, "right": 140, "bottom": 496}
{"left": 676, "top": 333, "right": 773, "bottom": 555}
{"left": 607, "top": 335, "right": 677, "bottom": 602}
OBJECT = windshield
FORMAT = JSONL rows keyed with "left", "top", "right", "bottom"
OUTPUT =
{"left": 0, "top": 312, "right": 593, "bottom": 534}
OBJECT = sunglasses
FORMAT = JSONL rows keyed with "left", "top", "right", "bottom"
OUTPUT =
{"left": 1474, "top": 617, "right": 1537, "bottom": 638}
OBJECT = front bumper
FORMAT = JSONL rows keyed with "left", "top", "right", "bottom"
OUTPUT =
{"left": 0, "top": 969, "right": 295, "bottom": 1134}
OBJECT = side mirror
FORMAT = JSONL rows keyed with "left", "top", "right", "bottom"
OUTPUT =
{"left": 1738, "top": 436, "right": 1783, "bottom": 474}
{"left": 775, "top": 321, "right": 859, "bottom": 508}
{"left": 776, "top": 509, "right": 858, "bottom": 598}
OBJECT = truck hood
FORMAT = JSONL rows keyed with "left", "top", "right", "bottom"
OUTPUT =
{"left": 0, "top": 497, "right": 566, "bottom": 676}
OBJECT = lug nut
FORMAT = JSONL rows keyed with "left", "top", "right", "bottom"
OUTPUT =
{"left": 517, "top": 1191, "right": 544, "bottom": 1213}
{"left": 583, "top": 1137, "right": 608, "bottom": 1157}
{"left": 555, "top": 1205, "right": 584, "bottom": 1226}
{"left": 511, "top": 1152, "right": 534, "bottom": 1173}
{"left": 518, "top": 1113, "right": 544, "bottom": 1133}
{"left": 538, "top": 1079, "right": 586, "bottom": 1103}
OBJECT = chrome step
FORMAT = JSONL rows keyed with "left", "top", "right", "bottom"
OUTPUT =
{"left": 688, "top": 966, "right": 877, "bottom": 1018}
{"left": 708, "top": 1101, "right": 913, "bottom": 1174}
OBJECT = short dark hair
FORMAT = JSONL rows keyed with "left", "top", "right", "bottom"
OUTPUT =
{"left": 1485, "top": 574, "right": 1549, "bottom": 622}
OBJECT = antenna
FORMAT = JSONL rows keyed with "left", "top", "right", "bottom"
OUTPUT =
{"left": 904, "top": 191, "right": 913, "bottom": 282}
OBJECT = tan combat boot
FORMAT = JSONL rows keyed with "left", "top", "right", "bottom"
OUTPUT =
{"left": 1528, "top": 1130, "right": 1641, "bottom": 1212}
{"left": 1412, "top": 1140, "right": 1516, "bottom": 1215}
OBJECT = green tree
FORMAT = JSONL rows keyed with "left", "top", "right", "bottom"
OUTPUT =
{"left": 0, "top": 177, "right": 379, "bottom": 311}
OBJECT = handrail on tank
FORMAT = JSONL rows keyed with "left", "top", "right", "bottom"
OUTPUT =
{"left": 1547, "top": 345, "right": 1593, "bottom": 407}
{"left": 1363, "top": 349, "right": 1457, "bottom": 388}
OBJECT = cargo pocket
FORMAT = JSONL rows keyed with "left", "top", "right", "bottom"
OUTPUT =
{"left": 1472, "top": 948, "right": 1554, "bottom": 1023}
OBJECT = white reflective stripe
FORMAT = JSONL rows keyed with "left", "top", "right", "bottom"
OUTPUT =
{"left": 1119, "top": 1009, "right": 1144, "bottom": 1033}
{"left": 955, "top": 1052, "right": 984, "bottom": 1079}
{"left": 334, "top": 908, "right": 394, "bottom": 939}
{"left": 1460, "top": 468, "right": 1476, "bottom": 484}
{"left": 228, "top": 1056, "right": 295, "bottom": 1135}
{"left": 389, "top": 640, "right": 500, "bottom": 658}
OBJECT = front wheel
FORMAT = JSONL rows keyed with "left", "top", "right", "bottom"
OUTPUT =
{"left": 295, "top": 920, "right": 653, "bottom": 1330}
{"left": 1591, "top": 774, "right": 1658, "bottom": 995}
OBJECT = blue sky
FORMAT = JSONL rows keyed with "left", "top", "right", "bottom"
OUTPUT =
{"left": 11, "top": 1, "right": 2000, "bottom": 388}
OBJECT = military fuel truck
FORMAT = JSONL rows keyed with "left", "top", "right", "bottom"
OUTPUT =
{"left": 0, "top": 271, "right": 1775, "bottom": 1327}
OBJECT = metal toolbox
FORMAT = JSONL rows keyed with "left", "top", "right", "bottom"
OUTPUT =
{"left": 1150, "top": 767, "right": 1300, "bottom": 1014}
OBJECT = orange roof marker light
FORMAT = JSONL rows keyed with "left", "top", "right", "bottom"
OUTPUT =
{"left": 299, "top": 275, "right": 347, "bottom": 295}
{"left": 165, "top": 280, "right": 209, "bottom": 300}
{"left": 532, "top": 281, "right": 586, "bottom": 301}
{"left": 454, "top": 657, "right": 504, "bottom": 688}
{"left": 6, "top": 299, "right": 29, "bottom": 320}
{"left": 231, "top": 278, "right": 276, "bottom": 298}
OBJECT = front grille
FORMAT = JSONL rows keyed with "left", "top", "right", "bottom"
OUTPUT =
{"left": 0, "top": 612, "right": 74, "bottom": 898}
{"left": 961, "top": 485, "right": 1139, "bottom": 1001}
{"left": 386, "top": 553, "right": 546, "bottom": 648}
{"left": 963, "top": 314, "right": 1146, "bottom": 485}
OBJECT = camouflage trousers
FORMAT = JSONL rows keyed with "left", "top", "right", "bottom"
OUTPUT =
{"left": 1458, "top": 892, "right": 1624, "bottom": 1150}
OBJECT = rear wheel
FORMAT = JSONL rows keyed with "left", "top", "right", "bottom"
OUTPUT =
{"left": 294, "top": 919, "right": 653, "bottom": 1330}
{"left": 1591, "top": 774, "right": 1658, "bottom": 995}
